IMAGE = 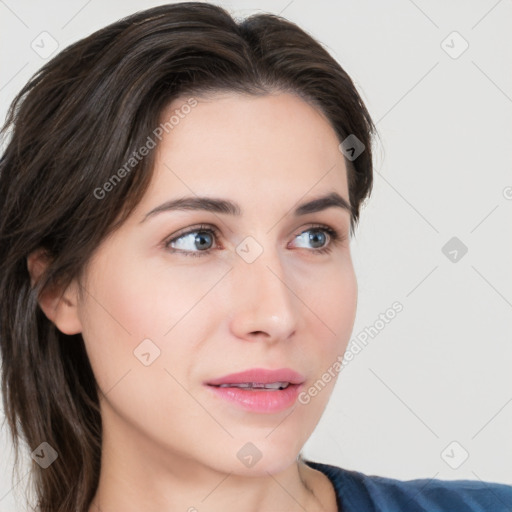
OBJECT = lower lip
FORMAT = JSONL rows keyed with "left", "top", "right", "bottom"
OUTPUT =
{"left": 206, "top": 384, "right": 302, "bottom": 413}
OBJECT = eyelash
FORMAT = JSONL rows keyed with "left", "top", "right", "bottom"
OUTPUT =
{"left": 163, "top": 223, "right": 346, "bottom": 258}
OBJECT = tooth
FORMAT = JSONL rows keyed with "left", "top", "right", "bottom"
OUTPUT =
{"left": 217, "top": 382, "right": 291, "bottom": 389}
{"left": 264, "top": 382, "right": 290, "bottom": 390}
{"left": 263, "top": 382, "right": 283, "bottom": 389}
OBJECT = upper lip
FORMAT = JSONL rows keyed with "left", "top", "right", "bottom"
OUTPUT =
{"left": 206, "top": 368, "right": 305, "bottom": 386}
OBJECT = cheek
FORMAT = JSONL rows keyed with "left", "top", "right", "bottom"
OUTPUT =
{"left": 78, "top": 255, "right": 228, "bottom": 384}
{"left": 334, "top": 263, "right": 358, "bottom": 343}
{"left": 304, "top": 257, "right": 357, "bottom": 345}
{"left": 302, "top": 260, "right": 357, "bottom": 395}
{"left": 292, "top": 264, "right": 356, "bottom": 415}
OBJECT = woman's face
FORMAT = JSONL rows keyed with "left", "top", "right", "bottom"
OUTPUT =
{"left": 72, "top": 92, "right": 357, "bottom": 476}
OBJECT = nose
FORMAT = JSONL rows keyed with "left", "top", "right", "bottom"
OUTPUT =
{"left": 228, "top": 248, "right": 300, "bottom": 344}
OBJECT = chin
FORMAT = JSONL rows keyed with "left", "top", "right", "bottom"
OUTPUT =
{"left": 219, "top": 435, "right": 304, "bottom": 477}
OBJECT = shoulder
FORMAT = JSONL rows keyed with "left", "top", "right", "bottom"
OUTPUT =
{"left": 305, "top": 460, "right": 512, "bottom": 512}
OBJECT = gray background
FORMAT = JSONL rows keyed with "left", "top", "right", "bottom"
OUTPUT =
{"left": 1, "top": 0, "right": 511, "bottom": 509}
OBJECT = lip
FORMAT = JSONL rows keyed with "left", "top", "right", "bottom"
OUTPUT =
{"left": 205, "top": 367, "right": 305, "bottom": 414}
{"left": 206, "top": 367, "right": 305, "bottom": 386}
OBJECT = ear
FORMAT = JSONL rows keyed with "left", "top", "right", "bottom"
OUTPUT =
{"left": 26, "top": 249, "right": 83, "bottom": 335}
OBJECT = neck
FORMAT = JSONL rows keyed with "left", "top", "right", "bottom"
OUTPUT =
{"left": 88, "top": 401, "right": 336, "bottom": 512}
{"left": 90, "top": 457, "right": 333, "bottom": 511}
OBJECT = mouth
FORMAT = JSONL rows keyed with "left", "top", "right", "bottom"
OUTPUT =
{"left": 205, "top": 368, "right": 305, "bottom": 413}
{"left": 213, "top": 381, "right": 292, "bottom": 390}
{"left": 206, "top": 367, "right": 305, "bottom": 387}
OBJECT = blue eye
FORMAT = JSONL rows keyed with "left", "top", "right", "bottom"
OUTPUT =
{"left": 165, "top": 224, "right": 217, "bottom": 257}
{"left": 164, "top": 223, "right": 345, "bottom": 257}
{"left": 295, "top": 229, "right": 328, "bottom": 250}
{"left": 292, "top": 226, "right": 343, "bottom": 255}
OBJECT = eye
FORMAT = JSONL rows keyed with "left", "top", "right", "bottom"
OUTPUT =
{"left": 291, "top": 224, "right": 345, "bottom": 255}
{"left": 164, "top": 224, "right": 219, "bottom": 257}
{"left": 163, "top": 223, "right": 346, "bottom": 258}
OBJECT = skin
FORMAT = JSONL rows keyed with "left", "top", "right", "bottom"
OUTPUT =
{"left": 29, "top": 92, "right": 358, "bottom": 512}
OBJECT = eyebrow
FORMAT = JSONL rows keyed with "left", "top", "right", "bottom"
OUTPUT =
{"left": 141, "top": 191, "right": 351, "bottom": 223}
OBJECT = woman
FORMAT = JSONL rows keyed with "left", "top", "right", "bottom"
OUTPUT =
{"left": 0, "top": 3, "right": 510, "bottom": 511}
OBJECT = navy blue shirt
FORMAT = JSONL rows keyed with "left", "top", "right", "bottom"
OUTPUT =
{"left": 306, "top": 460, "right": 512, "bottom": 511}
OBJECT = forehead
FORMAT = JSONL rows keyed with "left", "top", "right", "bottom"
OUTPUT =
{"left": 139, "top": 92, "right": 349, "bottom": 213}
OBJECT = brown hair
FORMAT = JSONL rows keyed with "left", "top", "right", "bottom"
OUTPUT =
{"left": 0, "top": 2, "right": 376, "bottom": 510}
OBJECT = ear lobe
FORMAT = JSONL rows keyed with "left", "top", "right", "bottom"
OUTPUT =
{"left": 27, "top": 249, "right": 83, "bottom": 335}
